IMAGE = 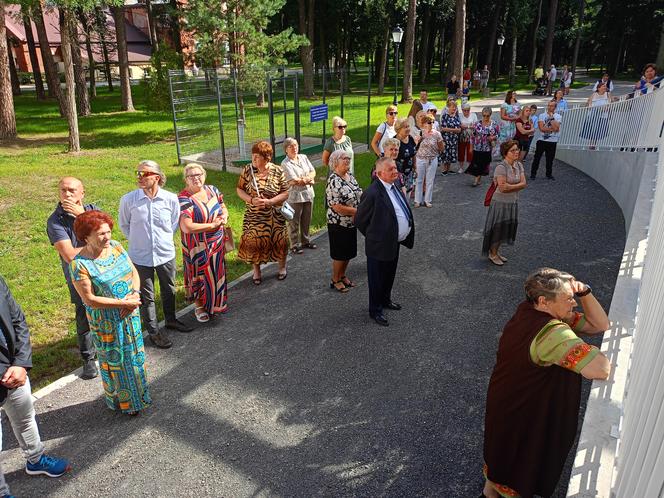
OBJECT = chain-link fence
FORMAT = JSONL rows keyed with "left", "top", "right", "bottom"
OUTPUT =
{"left": 169, "top": 66, "right": 378, "bottom": 171}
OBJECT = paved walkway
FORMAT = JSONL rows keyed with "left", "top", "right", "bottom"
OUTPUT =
{"left": 4, "top": 160, "right": 624, "bottom": 497}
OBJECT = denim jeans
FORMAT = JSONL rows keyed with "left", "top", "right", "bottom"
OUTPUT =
{"left": 0, "top": 377, "right": 45, "bottom": 495}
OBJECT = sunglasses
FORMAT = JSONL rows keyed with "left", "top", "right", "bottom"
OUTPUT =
{"left": 136, "top": 171, "right": 159, "bottom": 179}
{"left": 387, "top": 111, "right": 398, "bottom": 116}
{"left": 337, "top": 125, "right": 348, "bottom": 129}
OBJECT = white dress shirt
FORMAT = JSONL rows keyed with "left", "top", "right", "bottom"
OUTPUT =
{"left": 378, "top": 178, "right": 411, "bottom": 242}
{"left": 119, "top": 188, "right": 180, "bottom": 267}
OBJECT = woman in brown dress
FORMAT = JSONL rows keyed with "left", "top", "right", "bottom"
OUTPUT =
{"left": 236, "top": 141, "right": 290, "bottom": 285}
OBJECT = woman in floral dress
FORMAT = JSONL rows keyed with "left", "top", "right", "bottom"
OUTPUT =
{"left": 465, "top": 106, "right": 500, "bottom": 187}
{"left": 70, "top": 211, "right": 150, "bottom": 415}
{"left": 439, "top": 101, "right": 462, "bottom": 174}
{"left": 499, "top": 90, "right": 521, "bottom": 145}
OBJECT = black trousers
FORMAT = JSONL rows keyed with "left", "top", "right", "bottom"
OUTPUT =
{"left": 367, "top": 252, "right": 399, "bottom": 317}
{"left": 531, "top": 140, "right": 558, "bottom": 178}
{"left": 135, "top": 259, "right": 177, "bottom": 336}
{"left": 68, "top": 281, "right": 96, "bottom": 361}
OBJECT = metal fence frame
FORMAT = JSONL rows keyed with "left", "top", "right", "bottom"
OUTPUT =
{"left": 559, "top": 88, "right": 664, "bottom": 151}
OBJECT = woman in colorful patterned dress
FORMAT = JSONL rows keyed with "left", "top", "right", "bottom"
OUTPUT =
{"left": 178, "top": 163, "right": 229, "bottom": 323}
{"left": 439, "top": 101, "right": 462, "bottom": 174}
{"left": 482, "top": 268, "right": 610, "bottom": 498}
{"left": 499, "top": 90, "right": 521, "bottom": 144}
{"left": 465, "top": 107, "right": 500, "bottom": 186}
{"left": 236, "top": 141, "right": 290, "bottom": 285}
{"left": 70, "top": 211, "right": 150, "bottom": 416}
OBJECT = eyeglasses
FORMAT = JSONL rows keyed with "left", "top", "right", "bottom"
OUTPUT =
{"left": 340, "top": 157, "right": 351, "bottom": 162}
{"left": 387, "top": 112, "right": 398, "bottom": 116}
{"left": 337, "top": 125, "right": 348, "bottom": 129}
{"left": 136, "top": 171, "right": 159, "bottom": 179}
{"left": 186, "top": 173, "right": 205, "bottom": 180}
{"left": 509, "top": 148, "right": 520, "bottom": 153}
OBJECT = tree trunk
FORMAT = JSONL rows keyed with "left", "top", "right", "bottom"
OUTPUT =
{"left": 7, "top": 39, "right": 20, "bottom": 96}
{"left": 22, "top": 10, "right": 45, "bottom": 100}
{"left": 69, "top": 18, "right": 90, "bottom": 116}
{"left": 570, "top": 0, "right": 584, "bottom": 84}
{"left": 318, "top": 17, "right": 328, "bottom": 70}
{"left": 509, "top": 24, "right": 517, "bottom": 87}
{"left": 79, "top": 13, "right": 96, "bottom": 99}
{"left": 95, "top": 8, "right": 113, "bottom": 92}
{"left": 145, "top": 0, "right": 159, "bottom": 50}
{"left": 527, "top": 0, "right": 543, "bottom": 82}
{"left": 543, "top": 0, "right": 559, "bottom": 70}
{"left": 59, "top": 9, "right": 80, "bottom": 152}
{"left": 169, "top": 0, "right": 183, "bottom": 61}
{"left": 297, "top": 0, "right": 315, "bottom": 98}
{"left": 427, "top": 18, "right": 437, "bottom": 77}
{"left": 400, "top": 0, "right": 417, "bottom": 103}
{"left": 0, "top": 1, "right": 16, "bottom": 139}
{"left": 377, "top": 24, "right": 389, "bottom": 95}
{"left": 112, "top": 6, "right": 135, "bottom": 111}
{"left": 34, "top": 3, "right": 65, "bottom": 114}
{"left": 439, "top": 25, "right": 446, "bottom": 83}
{"left": 484, "top": 0, "right": 504, "bottom": 69}
{"left": 418, "top": 3, "right": 431, "bottom": 83}
{"left": 656, "top": 21, "right": 664, "bottom": 71}
{"left": 450, "top": 0, "right": 466, "bottom": 82}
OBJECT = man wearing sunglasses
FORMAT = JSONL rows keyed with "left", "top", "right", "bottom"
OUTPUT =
{"left": 47, "top": 177, "right": 99, "bottom": 379}
{"left": 119, "top": 160, "right": 192, "bottom": 349}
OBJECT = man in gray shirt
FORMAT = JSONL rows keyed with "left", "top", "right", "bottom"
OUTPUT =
{"left": 119, "top": 160, "right": 192, "bottom": 349}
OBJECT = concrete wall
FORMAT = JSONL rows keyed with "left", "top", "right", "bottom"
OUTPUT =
{"left": 559, "top": 148, "right": 662, "bottom": 497}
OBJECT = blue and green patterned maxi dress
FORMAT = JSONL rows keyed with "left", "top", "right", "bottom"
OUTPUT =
{"left": 70, "top": 240, "right": 151, "bottom": 413}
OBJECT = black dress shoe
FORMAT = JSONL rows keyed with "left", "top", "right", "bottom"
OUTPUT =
{"left": 384, "top": 301, "right": 402, "bottom": 310}
{"left": 372, "top": 314, "right": 389, "bottom": 326}
{"left": 165, "top": 319, "right": 194, "bottom": 333}
{"left": 149, "top": 332, "right": 173, "bottom": 349}
{"left": 80, "top": 359, "right": 99, "bottom": 380}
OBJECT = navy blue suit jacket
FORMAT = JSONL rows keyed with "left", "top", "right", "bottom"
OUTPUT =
{"left": 355, "top": 180, "right": 415, "bottom": 261}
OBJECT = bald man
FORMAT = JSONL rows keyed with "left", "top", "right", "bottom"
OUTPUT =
{"left": 46, "top": 177, "right": 98, "bottom": 379}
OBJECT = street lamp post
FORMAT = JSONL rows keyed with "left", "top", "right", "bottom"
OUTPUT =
{"left": 493, "top": 34, "right": 506, "bottom": 92}
{"left": 392, "top": 26, "right": 404, "bottom": 105}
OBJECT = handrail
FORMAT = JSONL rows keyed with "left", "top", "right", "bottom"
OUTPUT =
{"left": 558, "top": 87, "right": 664, "bottom": 151}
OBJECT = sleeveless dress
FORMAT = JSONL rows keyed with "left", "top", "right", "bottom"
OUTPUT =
{"left": 70, "top": 241, "right": 151, "bottom": 414}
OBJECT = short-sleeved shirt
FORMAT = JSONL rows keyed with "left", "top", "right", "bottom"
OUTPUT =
{"left": 324, "top": 136, "right": 354, "bottom": 174}
{"left": 396, "top": 136, "right": 417, "bottom": 174}
{"left": 281, "top": 153, "right": 316, "bottom": 204}
{"left": 492, "top": 161, "right": 525, "bottom": 204}
{"left": 539, "top": 112, "right": 562, "bottom": 142}
{"left": 47, "top": 202, "right": 99, "bottom": 285}
{"left": 530, "top": 313, "right": 600, "bottom": 374}
{"left": 417, "top": 130, "right": 444, "bottom": 159}
{"left": 375, "top": 122, "right": 396, "bottom": 154}
{"left": 472, "top": 120, "right": 499, "bottom": 152}
{"left": 326, "top": 172, "right": 362, "bottom": 227}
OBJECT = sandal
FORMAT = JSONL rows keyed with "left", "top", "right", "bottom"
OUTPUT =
{"left": 277, "top": 271, "right": 288, "bottom": 281}
{"left": 195, "top": 307, "right": 210, "bottom": 322}
{"left": 498, "top": 254, "right": 508, "bottom": 262}
{"left": 303, "top": 243, "right": 317, "bottom": 250}
{"left": 252, "top": 276, "right": 262, "bottom": 285}
{"left": 340, "top": 275, "right": 356, "bottom": 288}
{"left": 488, "top": 255, "right": 504, "bottom": 266}
{"left": 291, "top": 246, "right": 304, "bottom": 255}
{"left": 330, "top": 280, "right": 349, "bottom": 293}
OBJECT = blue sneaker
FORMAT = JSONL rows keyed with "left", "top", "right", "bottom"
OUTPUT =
{"left": 3, "top": 494, "right": 16, "bottom": 498}
{"left": 25, "top": 454, "right": 70, "bottom": 477}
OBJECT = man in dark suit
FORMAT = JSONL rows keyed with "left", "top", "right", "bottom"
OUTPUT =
{"left": 0, "top": 275, "right": 70, "bottom": 493}
{"left": 355, "top": 157, "right": 415, "bottom": 326}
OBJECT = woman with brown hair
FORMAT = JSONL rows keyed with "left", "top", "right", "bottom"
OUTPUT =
{"left": 481, "top": 140, "right": 527, "bottom": 266}
{"left": 236, "top": 141, "right": 290, "bottom": 285}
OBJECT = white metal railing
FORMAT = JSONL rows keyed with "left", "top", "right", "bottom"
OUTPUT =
{"left": 558, "top": 87, "right": 664, "bottom": 151}
{"left": 611, "top": 146, "right": 664, "bottom": 497}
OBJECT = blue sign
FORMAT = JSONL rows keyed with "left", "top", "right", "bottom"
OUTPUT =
{"left": 310, "top": 104, "right": 328, "bottom": 123}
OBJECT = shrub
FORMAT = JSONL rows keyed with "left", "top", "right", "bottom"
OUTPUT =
{"left": 142, "top": 46, "right": 183, "bottom": 112}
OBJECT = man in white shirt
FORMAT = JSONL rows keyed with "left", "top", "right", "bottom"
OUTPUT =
{"left": 119, "top": 160, "right": 191, "bottom": 349}
{"left": 419, "top": 90, "right": 436, "bottom": 113}
{"left": 547, "top": 65, "right": 557, "bottom": 95}
{"left": 530, "top": 100, "right": 562, "bottom": 180}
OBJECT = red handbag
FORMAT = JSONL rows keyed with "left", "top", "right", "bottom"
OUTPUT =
{"left": 484, "top": 180, "right": 497, "bottom": 206}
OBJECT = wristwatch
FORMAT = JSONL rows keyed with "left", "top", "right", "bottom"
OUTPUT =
{"left": 575, "top": 285, "right": 592, "bottom": 297}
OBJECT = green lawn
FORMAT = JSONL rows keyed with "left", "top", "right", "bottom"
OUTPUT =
{"left": 0, "top": 85, "right": 381, "bottom": 388}
{"left": 0, "top": 67, "right": 545, "bottom": 388}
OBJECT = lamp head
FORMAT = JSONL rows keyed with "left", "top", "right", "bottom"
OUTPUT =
{"left": 392, "top": 26, "right": 404, "bottom": 44}
{"left": 497, "top": 34, "right": 506, "bottom": 46}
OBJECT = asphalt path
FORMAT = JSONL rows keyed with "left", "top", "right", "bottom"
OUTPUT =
{"left": 3, "top": 158, "right": 625, "bottom": 497}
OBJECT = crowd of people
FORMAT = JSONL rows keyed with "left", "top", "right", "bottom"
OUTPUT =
{"left": 6, "top": 65, "right": 654, "bottom": 496}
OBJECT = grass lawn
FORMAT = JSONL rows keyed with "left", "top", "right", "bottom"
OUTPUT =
{"left": 0, "top": 66, "right": 551, "bottom": 389}
{"left": 0, "top": 85, "right": 379, "bottom": 389}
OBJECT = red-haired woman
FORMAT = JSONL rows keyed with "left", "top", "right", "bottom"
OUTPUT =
{"left": 236, "top": 141, "right": 290, "bottom": 284}
{"left": 70, "top": 211, "right": 151, "bottom": 415}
